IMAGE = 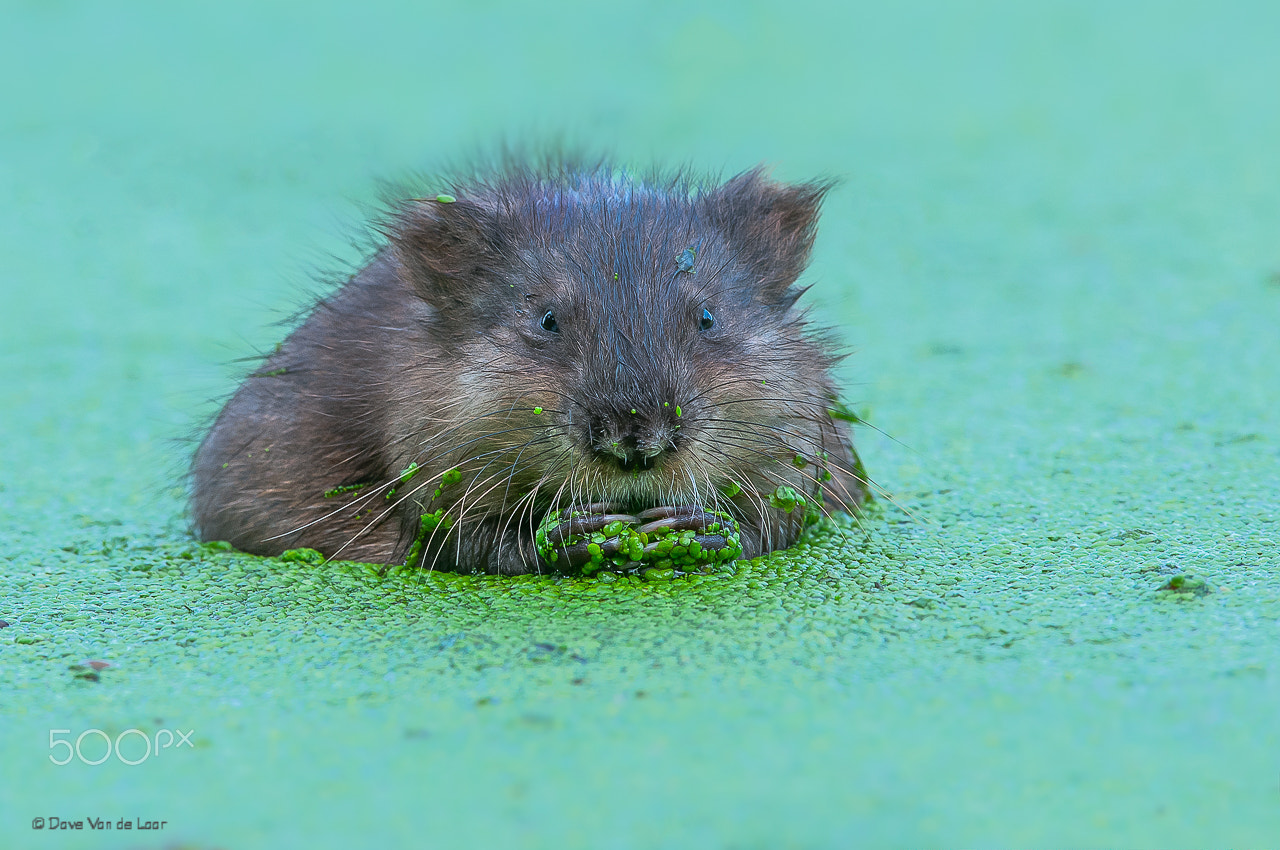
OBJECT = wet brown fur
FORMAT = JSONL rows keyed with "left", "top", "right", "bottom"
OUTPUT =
{"left": 190, "top": 156, "right": 868, "bottom": 574}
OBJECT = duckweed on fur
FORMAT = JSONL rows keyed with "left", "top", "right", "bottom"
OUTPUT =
{"left": 405, "top": 509, "right": 455, "bottom": 568}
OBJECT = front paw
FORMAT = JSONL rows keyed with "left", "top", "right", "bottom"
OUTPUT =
{"left": 536, "top": 503, "right": 642, "bottom": 571}
{"left": 535, "top": 503, "right": 742, "bottom": 574}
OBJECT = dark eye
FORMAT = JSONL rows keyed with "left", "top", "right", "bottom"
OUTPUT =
{"left": 700, "top": 308, "right": 715, "bottom": 331}
{"left": 540, "top": 310, "right": 559, "bottom": 333}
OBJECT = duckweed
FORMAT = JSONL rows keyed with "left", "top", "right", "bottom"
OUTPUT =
{"left": 534, "top": 508, "right": 743, "bottom": 576}
{"left": 768, "top": 485, "right": 806, "bottom": 515}
{"left": 323, "top": 482, "right": 368, "bottom": 499}
{"left": 280, "top": 548, "right": 326, "bottom": 565}
{"left": 405, "top": 509, "right": 455, "bottom": 568}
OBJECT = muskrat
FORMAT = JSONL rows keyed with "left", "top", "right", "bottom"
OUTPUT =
{"left": 190, "top": 155, "right": 868, "bottom": 574}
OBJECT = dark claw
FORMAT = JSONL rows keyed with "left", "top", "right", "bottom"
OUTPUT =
{"left": 634, "top": 508, "right": 719, "bottom": 536}
{"left": 545, "top": 503, "right": 734, "bottom": 572}
{"left": 558, "top": 502, "right": 626, "bottom": 520}
{"left": 693, "top": 534, "right": 729, "bottom": 552}
{"left": 554, "top": 537, "right": 636, "bottom": 570}
{"left": 641, "top": 533, "right": 730, "bottom": 558}
{"left": 635, "top": 505, "right": 704, "bottom": 521}
{"left": 543, "top": 513, "right": 638, "bottom": 546}
{"left": 570, "top": 513, "right": 639, "bottom": 534}
{"left": 597, "top": 537, "right": 627, "bottom": 557}
{"left": 556, "top": 541, "right": 597, "bottom": 569}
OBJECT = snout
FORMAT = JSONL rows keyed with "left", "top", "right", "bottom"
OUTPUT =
{"left": 586, "top": 407, "right": 682, "bottom": 473}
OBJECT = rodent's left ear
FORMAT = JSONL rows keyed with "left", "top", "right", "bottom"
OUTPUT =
{"left": 386, "top": 196, "right": 511, "bottom": 312}
{"left": 703, "top": 168, "right": 835, "bottom": 303}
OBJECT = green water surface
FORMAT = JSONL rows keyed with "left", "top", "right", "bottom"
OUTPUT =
{"left": 2, "top": 1, "right": 1277, "bottom": 847}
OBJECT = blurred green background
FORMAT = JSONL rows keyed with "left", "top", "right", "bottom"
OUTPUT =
{"left": 2, "top": 1, "right": 1277, "bottom": 847}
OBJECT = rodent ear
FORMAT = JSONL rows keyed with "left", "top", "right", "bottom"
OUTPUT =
{"left": 704, "top": 168, "right": 834, "bottom": 303}
{"left": 387, "top": 197, "right": 510, "bottom": 311}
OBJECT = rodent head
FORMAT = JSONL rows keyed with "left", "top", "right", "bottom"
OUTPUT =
{"left": 388, "top": 162, "right": 844, "bottom": 516}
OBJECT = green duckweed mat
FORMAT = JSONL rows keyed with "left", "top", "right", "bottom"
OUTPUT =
{"left": 2, "top": 1, "right": 1277, "bottom": 847}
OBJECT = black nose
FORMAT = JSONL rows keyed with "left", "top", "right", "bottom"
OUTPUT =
{"left": 589, "top": 415, "right": 674, "bottom": 472}
{"left": 596, "top": 438, "right": 663, "bottom": 471}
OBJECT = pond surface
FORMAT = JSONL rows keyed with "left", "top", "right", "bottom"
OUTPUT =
{"left": 2, "top": 1, "right": 1277, "bottom": 846}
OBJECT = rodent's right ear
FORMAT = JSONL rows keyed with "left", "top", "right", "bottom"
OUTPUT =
{"left": 386, "top": 196, "right": 510, "bottom": 310}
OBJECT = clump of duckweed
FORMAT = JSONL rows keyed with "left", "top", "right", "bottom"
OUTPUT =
{"left": 432, "top": 467, "right": 464, "bottom": 499}
{"left": 405, "top": 509, "right": 455, "bottom": 568}
{"left": 323, "top": 482, "right": 368, "bottom": 499}
{"left": 386, "top": 462, "right": 423, "bottom": 500}
{"left": 1161, "top": 574, "right": 1212, "bottom": 597}
{"left": 827, "top": 397, "right": 864, "bottom": 425}
{"left": 201, "top": 540, "right": 234, "bottom": 553}
{"left": 765, "top": 485, "right": 825, "bottom": 528}
{"left": 769, "top": 485, "right": 807, "bottom": 515}
{"left": 280, "top": 548, "right": 326, "bottom": 565}
{"left": 534, "top": 508, "right": 742, "bottom": 577}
